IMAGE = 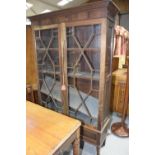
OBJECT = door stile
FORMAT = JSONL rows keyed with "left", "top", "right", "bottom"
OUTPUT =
{"left": 58, "top": 23, "right": 69, "bottom": 115}
{"left": 98, "top": 19, "right": 107, "bottom": 130}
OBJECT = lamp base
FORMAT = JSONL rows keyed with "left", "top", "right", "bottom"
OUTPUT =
{"left": 111, "top": 122, "right": 129, "bottom": 137}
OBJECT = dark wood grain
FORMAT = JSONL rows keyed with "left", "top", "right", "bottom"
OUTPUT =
{"left": 29, "top": 1, "right": 118, "bottom": 26}
{"left": 26, "top": 84, "right": 34, "bottom": 102}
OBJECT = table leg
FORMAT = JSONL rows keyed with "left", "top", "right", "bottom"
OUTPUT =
{"left": 73, "top": 128, "right": 80, "bottom": 155}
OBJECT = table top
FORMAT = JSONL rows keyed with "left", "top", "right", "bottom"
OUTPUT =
{"left": 26, "top": 101, "right": 81, "bottom": 155}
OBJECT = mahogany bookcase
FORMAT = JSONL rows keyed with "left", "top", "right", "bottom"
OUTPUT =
{"left": 29, "top": 1, "right": 119, "bottom": 154}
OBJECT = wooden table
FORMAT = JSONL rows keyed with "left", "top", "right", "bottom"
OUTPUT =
{"left": 26, "top": 101, "right": 81, "bottom": 155}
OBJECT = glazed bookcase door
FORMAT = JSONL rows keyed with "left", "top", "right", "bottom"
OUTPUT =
{"left": 33, "top": 26, "right": 63, "bottom": 112}
{"left": 66, "top": 20, "right": 104, "bottom": 128}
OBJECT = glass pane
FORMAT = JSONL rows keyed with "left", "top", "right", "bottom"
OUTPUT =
{"left": 35, "top": 30, "right": 39, "bottom": 37}
{"left": 49, "top": 37, "right": 58, "bottom": 48}
{"left": 36, "top": 49, "right": 45, "bottom": 64}
{"left": 40, "top": 29, "right": 52, "bottom": 48}
{"left": 36, "top": 39, "right": 44, "bottom": 48}
{"left": 48, "top": 50, "right": 59, "bottom": 66}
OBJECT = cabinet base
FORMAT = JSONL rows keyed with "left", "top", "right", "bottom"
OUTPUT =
{"left": 80, "top": 117, "right": 111, "bottom": 155}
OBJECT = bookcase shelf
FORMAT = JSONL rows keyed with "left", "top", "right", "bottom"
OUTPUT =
{"left": 36, "top": 48, "right": 59, "bottom": 51}
{"left": 68, "top": 71, "right": 100, "bottom": 81}
{"left": 39, "top": 70, "right": 60, "bottom": 75}
{"left": 67, "top": 48, "right": 100, "bottom": 52}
